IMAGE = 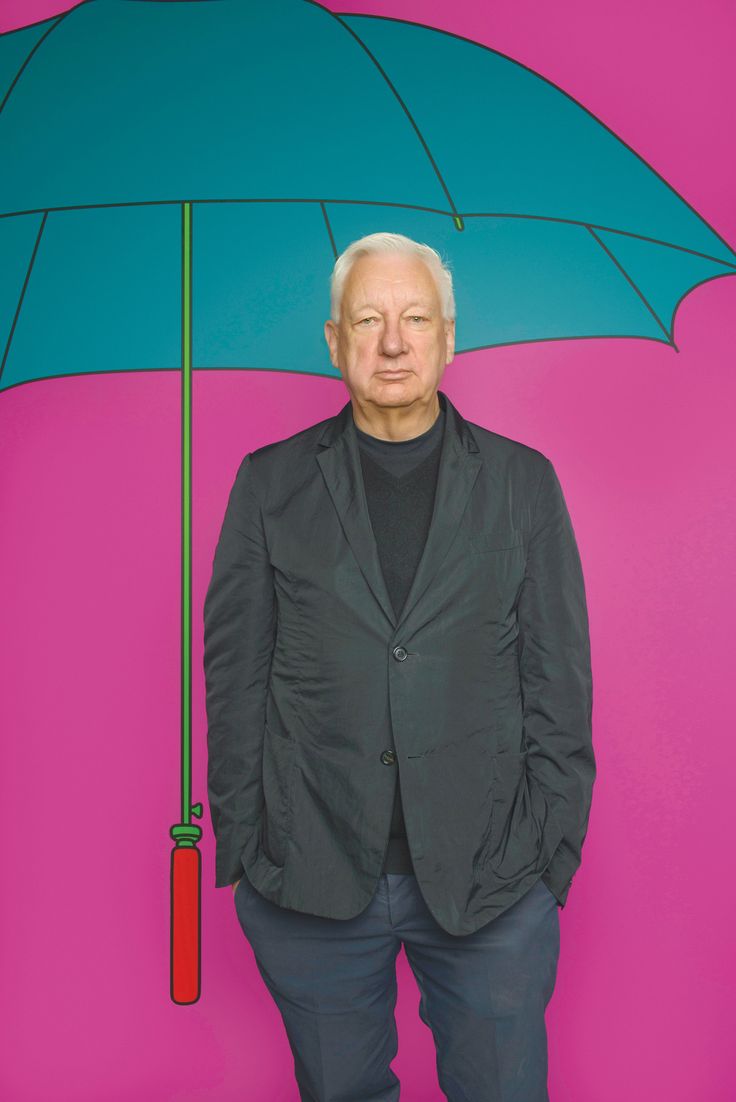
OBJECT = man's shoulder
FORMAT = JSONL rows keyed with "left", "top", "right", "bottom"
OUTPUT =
{"left": 464, "top": 417, "right": 551, "bottom": 479}
{"left": 243, "top": 408, "right": 337, "bottom": 487}
{"left": 250, "top": 414, "right": 337, "bottom": 465}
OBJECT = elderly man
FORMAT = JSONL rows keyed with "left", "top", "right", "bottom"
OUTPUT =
{"left": 204, "top": 231, "right": 595, "bottom": 1101}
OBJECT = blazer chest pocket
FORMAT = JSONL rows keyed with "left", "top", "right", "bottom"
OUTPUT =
{"left": 467, "top": 529, "right": 524, "bottom": 554}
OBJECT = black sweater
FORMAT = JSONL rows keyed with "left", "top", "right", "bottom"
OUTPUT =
{"left": 353, "top": 392, "right": 446, "bottom": 874}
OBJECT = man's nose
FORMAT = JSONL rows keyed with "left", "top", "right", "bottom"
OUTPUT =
{"left": 379, "top": 317, "right": 407, "bottom": 356}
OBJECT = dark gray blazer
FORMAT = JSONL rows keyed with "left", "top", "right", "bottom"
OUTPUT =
{"left": 203, "top": 389, "right": 595, "bottom": 936}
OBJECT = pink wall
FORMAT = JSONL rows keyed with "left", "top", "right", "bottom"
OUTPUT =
{"left": 1, "top": 2, "right": 734, "bottom": 1100}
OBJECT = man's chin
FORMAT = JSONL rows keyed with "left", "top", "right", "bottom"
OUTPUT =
{"left": 371, "top": 390, "right": 417, "bottom": 409}
{"left": 372, "top": 373, "right": 415, "bottom": 396}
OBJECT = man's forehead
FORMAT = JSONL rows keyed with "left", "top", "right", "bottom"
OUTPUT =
{"left": 345, "top": 273, "right": 439, "bottom": 309}
{"left": 350, "top": 292, "right": 436, "bottom": 310}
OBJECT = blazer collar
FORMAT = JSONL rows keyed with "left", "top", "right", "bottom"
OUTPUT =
{"left": 316, "top": 389, "right": 482, "bottom": 633}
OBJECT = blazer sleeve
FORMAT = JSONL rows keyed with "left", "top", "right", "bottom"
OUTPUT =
{"left": 203, "top": 452, "right": 276, "bottom": 888}
{"left": 517, "top": 457, "right": 596, "bottom": 907}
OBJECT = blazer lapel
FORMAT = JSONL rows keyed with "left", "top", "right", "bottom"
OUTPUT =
{"left": 316, "top": 389, "right": 483, "bottom": 633}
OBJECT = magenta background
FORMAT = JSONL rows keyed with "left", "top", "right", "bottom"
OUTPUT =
{"left": 1, "top": 2, "right": 735, "bottom": 1099}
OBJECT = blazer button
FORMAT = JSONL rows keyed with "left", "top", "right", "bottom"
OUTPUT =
{"left": 381, "top": 749, "right": 396, "bottom": 765}
{"left": 392, "top": 645, "right": 408, "bottom": 661}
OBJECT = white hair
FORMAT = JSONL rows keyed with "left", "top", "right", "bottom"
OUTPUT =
{"left": 329, "top": 231, "right": 456, "bottom": 325}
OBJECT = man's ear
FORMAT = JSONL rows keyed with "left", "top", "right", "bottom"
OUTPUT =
{"left": 324, "top": 319, "right": 339, "bottom": 370}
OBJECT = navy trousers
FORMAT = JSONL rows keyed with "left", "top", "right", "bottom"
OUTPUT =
{"left": 233, "top": 871, "right": 561, "bottom": 1102}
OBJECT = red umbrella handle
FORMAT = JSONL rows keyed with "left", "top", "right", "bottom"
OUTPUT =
{"left": 171, "top": 844, "right": 201, "bottom": 1004}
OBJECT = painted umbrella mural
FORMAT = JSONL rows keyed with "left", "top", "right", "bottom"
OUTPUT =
{"left": 1, "top": 0, "right": 734, "bottom": 1004}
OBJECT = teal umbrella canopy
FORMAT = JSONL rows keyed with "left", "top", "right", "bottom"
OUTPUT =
{"left": 1, "top": 0, "right": 735, "bottom": 392}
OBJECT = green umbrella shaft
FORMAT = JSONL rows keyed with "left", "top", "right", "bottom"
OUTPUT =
{"left": 173, "top": 201, "right": 202, "bottom": 846}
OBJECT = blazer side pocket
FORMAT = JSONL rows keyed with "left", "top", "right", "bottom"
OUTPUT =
{"left": 261, "top": 726, "right": 298, "bottom": 869}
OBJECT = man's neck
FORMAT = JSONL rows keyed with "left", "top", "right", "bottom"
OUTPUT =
{"left": 351, "top": 393, "right": 441, "bottom": 442}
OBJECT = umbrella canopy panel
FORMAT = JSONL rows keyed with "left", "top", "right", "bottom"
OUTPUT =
{"left": 0, "top": 0, "right": 734, "bottom": 392}
{"left": 0, "top": 0, "right": 449, "bottom": 213}
{"left": 0, "top": 0, "right": 732, "bottom": 264}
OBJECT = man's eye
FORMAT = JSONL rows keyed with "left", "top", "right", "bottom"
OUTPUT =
{"left": 358, "top": 316, "right": 427, "bottom": 325}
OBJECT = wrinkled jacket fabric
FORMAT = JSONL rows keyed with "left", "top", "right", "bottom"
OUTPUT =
{"left": 204, "top": 390, "right": 595, "bottom": 936}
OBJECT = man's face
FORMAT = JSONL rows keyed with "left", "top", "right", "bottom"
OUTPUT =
{"left": 324, "top": 252, "right": 455, "bottom": 412}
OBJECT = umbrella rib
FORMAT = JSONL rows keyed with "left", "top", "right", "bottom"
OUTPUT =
{"left": 323, "top": 6, "right": 463, "bottom": 229}
{"left": 1, "top": 199, "right": 733, "bottom": 272}
{"left": 586, "top": 224, "right": 675, "bottom": 346}
{"left": 319, "top": 201, "right": 339, "bottom": 260}
{"left": 0, "top": 211, "right": 47, "bottom": 386}
{"left": 0, "top": 4, "right": 81, "bottom": 118}
{"left": 459, "top": 211, "right": 736, "bottom": 270}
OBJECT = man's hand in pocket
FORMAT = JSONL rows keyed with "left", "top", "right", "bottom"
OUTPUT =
{"left": 231, "top": 877, "right": 242, "bottom": 893}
